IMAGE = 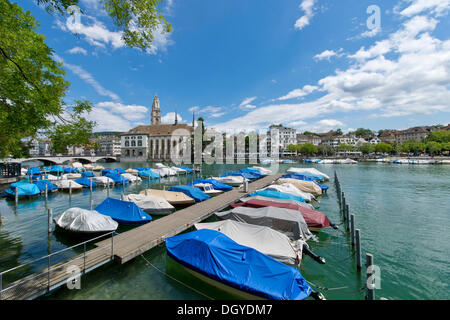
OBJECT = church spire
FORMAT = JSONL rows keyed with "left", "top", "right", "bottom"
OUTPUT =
{"left": 174, "top": 109, "right": 178, "bottom": 125}
{"left": 151, "top": 95, "right": 161, "bottom": 125}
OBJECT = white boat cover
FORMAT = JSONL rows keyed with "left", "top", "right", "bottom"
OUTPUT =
{"left": 252, "top": 166, "right": 272, "bottom": 175}
{"left": 318, "top": 159, "right": 334, "bottom": 164}
{"left": 154, "top": 163, "right": 167, "bottom": 169}
{"left": 84, "top": 164, "right": 94, "bottom": 170}
{"left": 170, "top": 166, "right": 187, "bottom": 174}
{"left": 215, "top": 206, "right": 316, "bottom": 242}
{"left": 62, "top": 173, "right": 82, "bottom": 179}
{"left": 194, "top": 220, "right": 303, "bottom": 266}
{"left": 240, "top": 195, "right": 315, "bottom": 210}
{"left": 93, "top": 165, "right": 105, "bottom": 171}
{"left": 122, "top": 194, "right": 174, "bottom": 214}
{"left": 21, "top": 168, "right": 28, "bottom": 176}
{"left": 92, "top": 176, "right": 115, "bottom": 186}
{"left": 54, "top": 208, "right": 118, "bottom": 233}
{"left": 126, "top": 168, "right": 139, "bottom": 174}
{"left": 71, "top": 162, "right": 83, "bottom": 168}
{"left": 286, "top": 168, "right": 330, "bottom": 180}
{"left": 121, "top": 173, "right": 142, "bottom": 183}
{"left": 337, "top": 158, "right": 358, "bottom": 164}
{"left": 261, "top": 183, "right": 315, "bottom": 202}
{"left": 274, "top": 178, "right": 322, "bottom": 196}
{"left": 152, "top": 167, "right": 171, "bottom": 177}
{"left": 53, "top": 180, "right": 83, "bottom": 190}
{"left": 214, "top": 176, "right": 244, "bottom": 185}
{"left": 45, "top": 174, "right": 59, "bottom": 181}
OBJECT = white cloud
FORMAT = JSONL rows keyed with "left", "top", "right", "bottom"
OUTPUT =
{"left": 239, "top": 97, "right": 257, "bottom": 110}
{"left": 161, "top": 112, "right": 183, "bottom": 124}
{"left": 54, "top": 54, "right": 120, "bottom": 101}
{"left": 314, "top": 49, "right": 343, "bottom": 61}
{"left": 397, "top": 0, "right": 450, "bottom": 17}
{"left": 67, "top": 47, "right": 88, "bottom": 55}
{"left": 96, "top": 101, "right": 148, "bottom": 121}
{"left": 213, "top": 10, "right": 450, "bottom": 132}
{"left": 295, "top": 0, "right": 318, "bottom": 30}
{"left": 278, "top": 85, "right": 318, "bottom": 101}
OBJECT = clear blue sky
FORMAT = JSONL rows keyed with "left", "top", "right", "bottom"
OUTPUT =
{"left": 20, "top": 0, "right": 450, "bottom": 133}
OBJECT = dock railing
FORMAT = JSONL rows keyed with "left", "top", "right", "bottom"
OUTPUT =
{"left": 0, "top": 231, "right": 116, "bottom": 300}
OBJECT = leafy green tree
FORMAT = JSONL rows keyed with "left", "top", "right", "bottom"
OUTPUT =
{"left": 286, "top": 144, "right": 298, "bottom": 153}
{"left": 317, "top": 144, "right": 333, "bottom": 156}
{"left": 374, "top": 142, "right": 393, "bottom": 154}
{"left": 427, "top": 130, "right": 450, "bottom": 143}
{"left": 359, "top": 143, "right": 374, "bottom": 155}
{"left": 36, "top": 0, "right": 172, "bottom": 51}
{"left": 441, "top": 142, "right": 450, "bottom": 152}
{"left": 337, "top": 144, "right": 354, "bottom": 152}
{"left": 351, "top": 128, "right": 375, "bottom": 138}
{"left": 333, "top": 129, "right": 343, "bottom": 136}
{"left": 425, "top": 141, "right": 442, "bottom": 155}
{"left": 299, "top": 143, "right": 318, "bottom": 155}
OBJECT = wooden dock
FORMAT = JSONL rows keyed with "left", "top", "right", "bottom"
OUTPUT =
{"left": 1, "top": 173, "right": 281, "bottom": 300}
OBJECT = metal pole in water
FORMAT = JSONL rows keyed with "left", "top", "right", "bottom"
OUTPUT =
{"left": 345, "top": 204, "right": 350, "bottom": 231}
{"left": 350, "top": 214, "right": 355, "bottom": 246}
{"left": 355, "top": 229, "right": 362, "bottom": 270}
{"left": 15, "top": 187, "right": 18, "bottom": 205}
{"left": 90, "top": 179, "right": 93, "bottom": 196}
{"left": 45, "top": 183, "right": 48, "bottom": 200}
{"left": 107, "top": 181, "right": 110, "bottom": 198}
{"left": 69, "top": 181, "right": 72, "bottom": 200}
{"left": 366, "top": 253, "right": 375, "bottom": 300}
{"left": 48, "top": 208, "right": 53, "bottom": 233}
{"left": 90, "top": 197, "right": 93, "bottom": 211}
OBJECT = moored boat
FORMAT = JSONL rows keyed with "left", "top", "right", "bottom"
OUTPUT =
{"left": 123, "top": 193, "right": 175, "bottom": 215}
{"left": 54, "top": 207, "right": 118, "bottom": 234}
{"left": 95, "top": 198, "right": 152, "bottom": 225}
{"left": 139, "top": 189, "right": 195, "bottom": 207}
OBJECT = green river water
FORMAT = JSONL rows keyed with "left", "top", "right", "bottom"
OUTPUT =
{"left": 0, "top": 162, "right": 448, "bottom": 300}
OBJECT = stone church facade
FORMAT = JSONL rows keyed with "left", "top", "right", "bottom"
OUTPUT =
{"left": 120, "top": 96, "right": 194, "bottom": 162}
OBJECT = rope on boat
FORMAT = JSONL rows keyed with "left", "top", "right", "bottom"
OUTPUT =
{"left": 140, "top": 254, "right": 215, "bottom": 300}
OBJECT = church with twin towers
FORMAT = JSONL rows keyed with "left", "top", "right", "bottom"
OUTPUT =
{"left": 120, "top": 95, "right": 195, "bottom": 162}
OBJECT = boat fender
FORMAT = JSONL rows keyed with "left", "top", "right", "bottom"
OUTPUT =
{"left": 310, "top": 291, "right": 326, "bottom": 301}
{"left": 330, "top": 222, "right": 338, "bottom": 230}
{"left": 303, "top": 243, "right": 326, "bottom": 265}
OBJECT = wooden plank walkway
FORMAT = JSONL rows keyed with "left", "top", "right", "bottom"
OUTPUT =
{"left": 95, "top": 173, "right": 282, "bottom": 263}
{"left": 1, "top": 173, "right": 280, "bottom": 300}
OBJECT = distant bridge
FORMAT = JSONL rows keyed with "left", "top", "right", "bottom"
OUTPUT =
{"left": 10, "top": 156, "right": 118, "bottom": 165}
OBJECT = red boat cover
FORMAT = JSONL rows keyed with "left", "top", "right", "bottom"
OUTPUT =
{"left": 231, "top": 199, "right": 330, "bottom": 229}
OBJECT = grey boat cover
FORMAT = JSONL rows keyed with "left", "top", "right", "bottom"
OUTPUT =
{"left": 194, "top": 220, "right": 303, "bottom": 265}
{"left": 54, "top": 207, "right": 118, "bottom": 233}
{"left": 215, "top": 206, "right": 316, "bottom": 242}
{"left": 240, "top": 195, "right": 315, "bottom": 210}
{"left": 123, "top": 194, "right": 174, "bottom": 214}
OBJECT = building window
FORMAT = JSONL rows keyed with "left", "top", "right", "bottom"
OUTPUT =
{"left": 125, "top": 141, "right": 129, "bottom": 147}
{"left": 131, "top": 140, "right": 136, "bottom": 147}
{"left": 138, "top": 140, "right": 142, "bottom": 147}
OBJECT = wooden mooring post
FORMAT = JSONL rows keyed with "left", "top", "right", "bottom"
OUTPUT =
{"left": 350, "top": 214, "right": 355, "bottom": 246}
{"left": 15, "top": 187, "right": 18, "bottom": 205}
{"left": 47, "top": 208, "right": 53, "bottom": 233}
{"left": 355, "top": 229, "right": 362, "bottom": 270}
{"left": 345, "top": 204, "right": 350, "bottom": 231}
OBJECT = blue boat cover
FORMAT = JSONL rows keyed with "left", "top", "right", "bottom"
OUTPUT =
{"left": 50, "top": 165, "right": 63, "bottom": 174}
{"left": 166, "top": 229, "right": 312, "bottom": 300}
{"left": 63, "top": 167, "right": 77, "bottom": 174}
{"left": 282, "top": 173, "right": 324, "bottom": 182}
{"left": 101, "top": 169, "right": 114, "bottom": 176}
{"left": 73, "top": 167, "right": 85, "bottom": 173}
{"left": 95, "top": 198, "right": 152, "bottom": 225}
{"left": 114, "top": 168, "right": 126, "bottom": 174}
{"left": 33, "top": 180, "right": 58, "bottom": 192}
{"left": 27, "top": 167, "right": 41, "bottom": 176}
{"left": 5, "top": 180, "right": 41, "bottom": 197}
{"left": 177, "top": 166, "right": 194, "bottom": 173}
{"left": 168, "top": 185, "right": 210, "bottom": 202}
{"left": 191, "top": 179, "right": 233, "bottom": 191}
{"left": 74, "top": 178, "right": 97, "bottom": 187}
{"left": 104, "top": 172, "right": 130, "bottom": 184}
{"left": 138, "top": 169, "right": 160, "bottom": 179}
{"left": 81, "top": 171, "right": 95, "bottom": 178}
{"left": 249, "top": 190, "right": 306, "bottom": 203}
{"left": 239, "top": 168, "right": 264, "bottom": 178}
{"left": 135, "top": 167, "right": 151, "bottom": 172}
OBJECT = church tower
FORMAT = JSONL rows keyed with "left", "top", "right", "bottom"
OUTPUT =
{"left": 151, "top": 95, "right": 161, "bottom": 125}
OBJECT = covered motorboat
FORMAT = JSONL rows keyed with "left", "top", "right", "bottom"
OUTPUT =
{"left": 93, "top": 165, "right": 105, "bottom": 171}
{"left": 249, "top": 190, "right": 307, "bottom": 203}
{"left": 81, "top": 171, "right": 95, "bottom": 178}
{"left": 151, "top": 167, "right": 171, "bottom": 177}
{"left": 45, "top": 174, "right": 59, "bottom": 181}
{"left": 83, "top": 164, "right": 94, "bottom": 171}
{"left": 74, "top": 178, "right": 97, "bottom": 188}
{"left": 4, "top": 180, "right": 41, "bottom": 199}
{"left": 121, "top": 173, "right": 142, "bottom": 183}
{"left": 27, "top": 167, "right": 41, "bottom": 176}
{"left": 168, "top": 185, "right": 210, "bottom": 202}
{"left": 261, "top": 183, "right": 315, "bottom": 202}
{"left": 231, "top": 199, "right": 332, "bottom": 232}
{"left": 114, "top": 168, "right": 127, "bottom": 174}
{"left": 139, "top": 189, "right": 195, "bottom": 207}
{"left": 213, "top": 175, "right": 244, "bottom": 187}
{"left": 104, "top": 172, "right": 130, "bottom": 184}
{"left": 194, "top": 220, "right": 303, "bottom": 266}
{"left": 71, "top": 162, "right": 83, "bottom": 168}
{"left": 177, "top": 166, "right": 194, "bottom": 173}
{"left": 215, "top": 206, "right": 316, "bottom": 242}
{"left": 252, "top": 166, "right": 272, "bottom": 175}
{"left": 191, "top": 183, "right": 224, "bottom": 196}
{"left": 33, "top": 180, "right": 58, "bottom": 193}
{"left": 126, "top": 168, "right": 139, "bottom": 175}
{"left": 166, "top": 229, "right": 315, "bottom": 300}
{"left": 274, "top": 178, "right": 322, "bottom": 196}
{"left": 192, "top": 179, "right": 233, "bottom": 191}
{"left": 240, "top": 195, "right": 315, "bottom": 210}
{"left": 95, "top": 198, "right": 152, "bottom": 225}
{"left": 287, "top": 168, "right": 330, "bottom": 180}
{"left": 53, "top": 180, "right": 83, "bottom": 191}
{"left": 92, "top": 176, "right": 115, "bottom": 186}
{"left": 54, "top": 208, "right": 118, "bottom": 234}
{"left": 123, "top": 194, "right": 175, "bottom": 215}
{"left": 49, "top": 165, "right": 63, "bottom": 175}
{"left": 170, "top": 166, "right": 187, "bottom": 174}
{"left": 62, "top": 173, "right": 82, "bottom": 180}
{"left": 138, "top": 169, "right": 160, "bottom": 179}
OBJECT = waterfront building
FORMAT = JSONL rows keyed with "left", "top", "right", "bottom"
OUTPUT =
{"left": 267, "top": 124, "right": 296, "bottom": 155}
{"left": 394, "top": 126, "right": 440, "bottom": 144}
{"left": 29, "top": 139, "right": 52, "bottom": 156}
{"left": 322, "top": 135, "right": 358, "bottom": 148}
{"left": 97, "top": 136, "right": 122, "bottom": 156}
{"left": 120, "top": 96, "right": 194, "bottom": 162}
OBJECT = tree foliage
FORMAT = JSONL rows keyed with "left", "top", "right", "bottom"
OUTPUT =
{"left": 427, "top": 130, "right": 450, "bottom": 143}
{"left": 36, "top": 0, "right": 171, "bottom": 51}
{"left": 350, "top": 128, "right": 375, "bottom": 138}
{"left": 299, "top": 143, "right": 318, "bottom": 155}
{"left": 374, "top": 142, "right": 393, "bottom": 154}
{"left": 0, "top": 1, "right": 95, "bottom": 158}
